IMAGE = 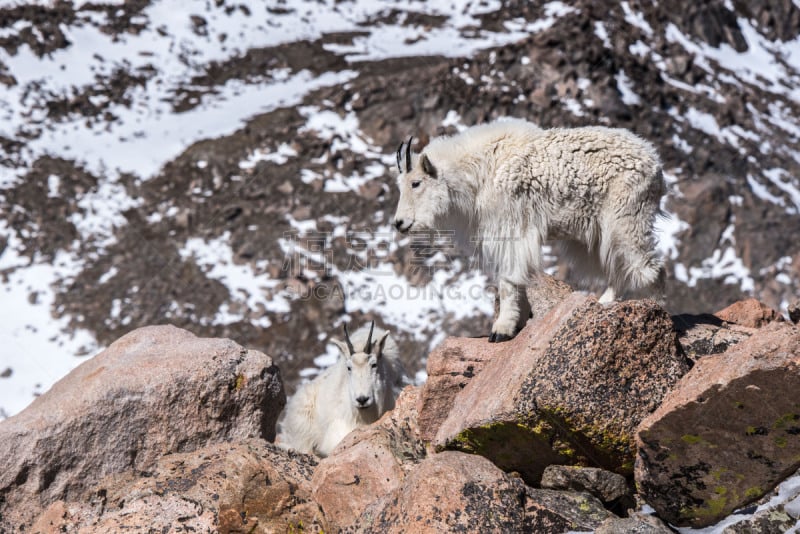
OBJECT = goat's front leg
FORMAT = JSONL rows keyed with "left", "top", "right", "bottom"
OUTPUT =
{"left": 490, "top": 278, "right": 531, "bottom": 343}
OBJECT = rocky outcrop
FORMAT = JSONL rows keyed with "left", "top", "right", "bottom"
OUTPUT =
{"left": 355, "top": 451, "right": 613, "bottom": 533}
{"left": 0, "top": 325, "right": 285, "bottom": 529}
{"left": 416, "top": 275, "right": 573, "bottom": 441}
{"left": 5, "top": 1, "right": 800, "bottom": 433}
{"left": 636, "top": 321, "right": 800, "bottom": 527}
{"left": 6, "top": 297, "right": 800, "bottom": 532}
{"left": 31, "top": 440, "right": 325, "bottom": 533}
{"left": 435, "top": 294, "right": 690, "bottom": 484}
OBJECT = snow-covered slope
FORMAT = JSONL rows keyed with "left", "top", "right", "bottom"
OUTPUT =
{"left": 0, "top": 0, "right": 580, "bottom": 416}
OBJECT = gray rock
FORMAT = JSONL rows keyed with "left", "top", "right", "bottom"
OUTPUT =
{"left": 722, "top": 508, "right": 796, "bottom": 533}
{"left": 673, "top": 313, "right": 754, "bottom": 362}
{"left": 522, "top": 487, "right": 615, "bottom": 534}
{"left": 0, "top": 325, "right": 285, "bottom": 530}
{"left": 595, "top": 513, "right": 674, "bottom": 534}
{"left": 541, "top": 465, "right": 630, "bottom": 503}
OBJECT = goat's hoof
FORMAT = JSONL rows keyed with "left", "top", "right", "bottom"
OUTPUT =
{"left": 489, "top": 332, "right": 513, "bottom": 343}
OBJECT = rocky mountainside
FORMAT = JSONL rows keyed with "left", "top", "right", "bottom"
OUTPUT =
{"left": 2, "top": 1, "right": 800, "bottom": 417}
{"left": 2, "top": 291, "right": 799, "bottom": 532}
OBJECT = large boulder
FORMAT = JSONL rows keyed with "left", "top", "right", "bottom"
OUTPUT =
{"left": 435, "top": 294, "right": 689, "bottom": 484}
{"left": 416, "top": 278, "right": 574, "bottom": 441}
{"left": 0, "top": 325, "right": 285, "bottom": 529}
{"left": 311, "top": 386, "right": 426, "bottom": 530}
{"left": 355, "top": 450, "right": 613, "bottom": 533}
{"left": 30, "top": 439, "right": 325, "bottom": 533}
{"left": 636, "top": 321, "right": 800, "bottom": 528}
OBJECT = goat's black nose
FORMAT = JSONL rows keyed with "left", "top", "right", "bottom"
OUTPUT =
{"left": 393, "top": 218, "right": 404, "bottom": 231}
{"left": 356, "top": 395, "right": 370, "bottom": 406}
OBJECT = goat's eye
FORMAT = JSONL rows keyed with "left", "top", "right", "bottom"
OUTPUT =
{"left": 346, "top": 365, "right": 352, "bottom": 372}
{"left": 411, "top": 180, "right": 421, "bottom": 189}
{"left": 371, "top": 363, "right": 378, "bottom": 369}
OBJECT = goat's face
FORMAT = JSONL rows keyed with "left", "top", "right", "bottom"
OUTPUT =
{"left": 393, "top": 138, "right": 448, "bottom": 234}
{"left": 345, "top": 351, "right": 383, "bottom": 410}
{"left": 332, "top": 325, "right": 391, "bottom": 411}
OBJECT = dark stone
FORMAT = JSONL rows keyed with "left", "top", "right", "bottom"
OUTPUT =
{"left": 540, "top": 465, "right": 630, "bottom": 504}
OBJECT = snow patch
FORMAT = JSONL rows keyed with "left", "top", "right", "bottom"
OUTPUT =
{"left": 239, "top": 142, "right": 299, "bottom": 170}
{"left": 442, "top": 110, "right": 469, "bottom": 132}
{"left": 616, "top": 70, "right": 642, "bottom": 105}
{"left": 594, "top": 21, "right": 611, "bottom": 48}
{"left": 179, "top": 233, "right": 292, "bottom": 327}
{"left": 0, "top": 227, "right": 97, "bottom": 420}
{"left": 621, "top": 1, "right": 654, "bottom": 36}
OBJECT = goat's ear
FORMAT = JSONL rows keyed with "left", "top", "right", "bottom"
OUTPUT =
{"left": 420, "top": 154, "right": 437, "bottom": 178}
{"left": 332, "top": 339, "right": 351, "bottom": 358}
{"left": 375, "top": 331, "right": 391, "bottom": 359}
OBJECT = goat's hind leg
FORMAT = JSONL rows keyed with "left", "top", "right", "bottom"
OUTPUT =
{"left": 556, "top": 239, "right": 610, "bottom": 301}
{"left": 600, "top": 213, "right": 664, "bottom": 304}
{"left": 624, "top": 264, "right": 666, "bottom": 305}
{"left": 598, "top": 286, "right": 616, "bottom": 303}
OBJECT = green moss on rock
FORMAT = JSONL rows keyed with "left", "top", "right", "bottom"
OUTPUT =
{"left": 443, "top": 419, "right": 565, "bottom": 484}
{"left": 745, "top": 486, "right": 764, "bottom": 500}
{"left": 443, "top": 406, "right": 636, "bottom": 484}
{"left": 773, "top": 413, "right": 799, "bottom": 430}
{"left": 687, "top": 494, "right": 728, "bottom": 521}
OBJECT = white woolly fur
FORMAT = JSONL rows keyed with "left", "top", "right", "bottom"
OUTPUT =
{"left": 277, "top": 324, "right": 405, "bottom": 457}
{"left": 394, "top": 118, "right": 665, "bottom": 340}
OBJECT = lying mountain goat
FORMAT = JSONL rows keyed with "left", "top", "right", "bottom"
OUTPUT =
{"left": 393, "top": 118, "right": 665, "bottom": 342}
{"left": 278, "top": 322, "right": 405, "bottom": 457}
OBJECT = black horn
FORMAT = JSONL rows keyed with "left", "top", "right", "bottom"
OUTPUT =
{"left": 396, "top": 141, "right": 404, "bottom": 173}
{"left": 364, "top": 320, "right": 375, "bottom": 353}
{"left": 343, "top": 323, "right": 355, "bottom": 354}
{"left": 405, "top": 136, "right": 413, "bottom": 173}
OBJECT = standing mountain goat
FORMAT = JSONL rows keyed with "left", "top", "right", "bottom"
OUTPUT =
{"left": 393, "top": 118, "right": 666, "bottom": 342}
{"left": 278, "top": 322, "right": 405, "bottom": 457}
